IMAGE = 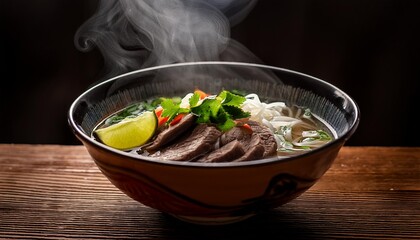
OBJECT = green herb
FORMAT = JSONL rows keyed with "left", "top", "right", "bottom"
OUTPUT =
{"left": 319, "top": 130, "right": 332, "bottom": 141}
{"left": 189, "top": 92, "right": 201, "bottom": 108}
{"left": 276, "top": 127, "right": 332, "bottom": 152}
{"left": 160, "top": 90, "right": 250, "bottom": 131}
{"left": 160, "top": 98, "right": 189, "bottom": 123}
{"left": 218, "top": 90, "right": 246, "bottom": 107}
{"left": 301, "top": 130, "right": 332, "bottom": 141}
{"left": 191, "top": 96, "right": 222, "bottom": 123}
{"left": 190, "top": 90, "right": 250, "bottom": 131}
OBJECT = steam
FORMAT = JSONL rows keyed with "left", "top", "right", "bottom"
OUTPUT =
{"left": 74, "top": 0, "right": 260, "bottom": 78}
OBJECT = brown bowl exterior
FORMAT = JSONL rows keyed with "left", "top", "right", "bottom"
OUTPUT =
{"left": 78, "top": 133, "right": 343, "bottom": 224}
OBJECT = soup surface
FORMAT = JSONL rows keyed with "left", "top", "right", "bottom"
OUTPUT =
{"left": 93, "top": 89, "right": 335, "bottom": 162}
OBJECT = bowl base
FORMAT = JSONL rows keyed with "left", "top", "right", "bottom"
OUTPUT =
{"left": 170, "top": 213, "right": 256, "bottom": 225}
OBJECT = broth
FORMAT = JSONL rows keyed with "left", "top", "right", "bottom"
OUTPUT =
{"left": 92, "top": 90, "right": 336, "bottom": 161}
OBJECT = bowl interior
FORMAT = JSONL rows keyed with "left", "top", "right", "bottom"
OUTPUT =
{"left": 69, "top": 62, "right": 359, "bottom": 159}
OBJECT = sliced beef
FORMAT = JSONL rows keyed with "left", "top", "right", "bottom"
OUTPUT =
{"left": 247, "top": 121, "right": 277, "bottom": 157}
{"left": 147, "top": 117, "right": 277, "bottom": 162}
{"left": 220, "top": 126, "right": 250, "bottom": 146}
{"left": 150, "top": 124, "right": 222, "bottom": 161}
{"left": 233, "top": 144, "right": 265, "bottom": 162}
{"left": 232, "top": 133, "right": 265, "bottom": 162}
{"left": 144, "top": 114, "right": 196, "bottom": 152}
{"left": 197, "top": 140, "right": 245, "bottom": 163}
{"left": 220, "top": 121, "right": 278, "bottom": 162}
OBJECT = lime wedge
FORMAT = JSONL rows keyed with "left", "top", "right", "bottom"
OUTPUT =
{"left": 94, "top": 111, "right": 157, "bottom": 150}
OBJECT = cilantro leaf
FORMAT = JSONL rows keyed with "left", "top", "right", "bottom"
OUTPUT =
{"left": 191, "top": 98, "right": 221, "bottom": 123}
{"left": 161, "top": 98, "right": 188, "bottom": 122}
{"left": 212, "top": 107, "right": 236, "bottom": 131}
{"left": 189, "top": 92, "right": 201, "bottom": 108}
{"left": 217, "top": 118, "right": 236, "bottom": 132}
{"left": 223, "top": 105, "right": 251, "bottom": 119}
{"left": 219, "top": 90, "right": 246, "bottom": 106}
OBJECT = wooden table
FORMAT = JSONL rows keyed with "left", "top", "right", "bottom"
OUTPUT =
{"left": 0, "top": 145, "right": 419, "bottom": 239}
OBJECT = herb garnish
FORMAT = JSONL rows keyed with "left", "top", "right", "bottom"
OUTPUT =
{"left": 161, "top": 90, "right": 250, "bottom": 131}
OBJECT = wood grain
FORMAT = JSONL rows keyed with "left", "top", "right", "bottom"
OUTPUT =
{"left": 0, "top": 145, "right": 419, "bottom": 239}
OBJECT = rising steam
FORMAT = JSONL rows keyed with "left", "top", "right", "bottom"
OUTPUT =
{"left": 74, "top": 0, "right": 260, "bottom": 78}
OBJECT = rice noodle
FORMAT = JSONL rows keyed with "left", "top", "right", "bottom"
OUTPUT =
{"left": 242, "top": 93, "right": 332, "bottom": 154}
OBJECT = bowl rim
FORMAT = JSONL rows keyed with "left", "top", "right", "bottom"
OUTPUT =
{"left": 68, "top": 61, "right": 360, "bottom": 168}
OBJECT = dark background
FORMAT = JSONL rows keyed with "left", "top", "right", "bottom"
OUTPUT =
{"left": 1, "top": 0, "right": 419, "bottom": 146}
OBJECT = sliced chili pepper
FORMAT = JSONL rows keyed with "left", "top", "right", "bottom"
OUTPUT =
{"left": 170, "top": 113, "right": 186, "bottom": 126}
{"left": 155, "top": 107, "right": 169, "bottom": 127}
{"left": 241, "top": 123, "right": 253, "bottom": 134}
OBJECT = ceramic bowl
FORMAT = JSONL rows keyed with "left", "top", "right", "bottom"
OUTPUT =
{"left": 68, "top": 62, "right": 359, "bottom": 225}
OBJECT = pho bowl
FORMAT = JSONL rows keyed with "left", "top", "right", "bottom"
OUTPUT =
{"left": 68, "top": 61, "right": 359, "bottom": 225}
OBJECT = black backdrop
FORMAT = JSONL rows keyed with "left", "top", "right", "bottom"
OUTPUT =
{"left": 1, "top": 0, "right": 419, "bottom": 146}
